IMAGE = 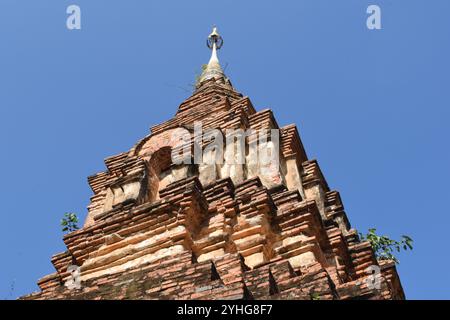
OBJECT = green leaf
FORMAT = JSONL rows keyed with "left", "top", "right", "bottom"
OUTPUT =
{"left": 359, "top": 228, "right": 413, "bottom": 265}
{"left": 61, "top": 212, "right": 79, "bottom": 233}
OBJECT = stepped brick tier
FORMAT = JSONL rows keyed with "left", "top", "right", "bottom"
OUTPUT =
{"left": 22, "top": 29, "right": 404, "bottom": 300}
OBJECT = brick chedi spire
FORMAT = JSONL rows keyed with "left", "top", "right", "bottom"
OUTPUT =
{"left": 22, "top": 28, "right": 405, "bottom": 300}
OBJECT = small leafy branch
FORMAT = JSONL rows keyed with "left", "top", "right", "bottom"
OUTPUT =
{"left": 310, "top": 292, "right": 321, "bottom": 300}
{"left": 359, "top": 228, "right": 413, "bottom": 264}
{"left": 61, "top": 212, "right": 79, "bottom": 233}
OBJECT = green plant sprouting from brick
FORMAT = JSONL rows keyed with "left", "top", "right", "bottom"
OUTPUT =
{"left": 310, "top": 292, "right": 321, "bottom": 300}
{"left": 359, "top": 228, "right": 413, "bottom": 264}
{"left": 61, "top": 212, "right": 79, "bottom": 233}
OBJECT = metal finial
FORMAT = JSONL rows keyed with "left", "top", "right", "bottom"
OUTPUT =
{"left": 207, "top": 26, "right": 223, "bottom": 50}
{"left": 197, "top": 26, "right": 231, "bottom": 89}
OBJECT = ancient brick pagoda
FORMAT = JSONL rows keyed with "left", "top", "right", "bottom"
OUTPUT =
{"left": 23, "top": 28, "right": 404, "bottom": 300}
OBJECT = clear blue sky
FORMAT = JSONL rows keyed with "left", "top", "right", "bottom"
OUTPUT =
{"left": 0, "top": 0, "right": 449, "bottom": 300}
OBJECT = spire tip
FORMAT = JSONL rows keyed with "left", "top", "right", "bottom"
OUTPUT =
{"left": 207, "top": 26, "right": 223, "bottom": 50}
